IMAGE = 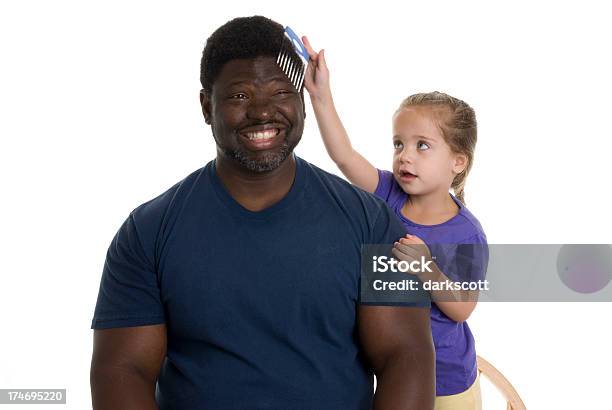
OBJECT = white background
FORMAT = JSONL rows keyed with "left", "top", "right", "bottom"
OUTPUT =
{"left": 1, "top": 1, "right": 611, "bottom": 408}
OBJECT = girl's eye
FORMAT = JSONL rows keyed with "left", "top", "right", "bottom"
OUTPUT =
{"left": 393, "top": 141, "right": 403, "bottom": 150}
{"left": 417, "top": 141, "right": 430, "bottom": 150}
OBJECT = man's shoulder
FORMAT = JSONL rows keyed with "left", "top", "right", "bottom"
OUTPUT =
{"left": 300, "top": 157, "right": 405, "bottom": 244}
{"left": 129, "top": 163, "right": 210, "bottom": 227}
{"left": 300, "top": 157, "right": 386, "bottom": 208}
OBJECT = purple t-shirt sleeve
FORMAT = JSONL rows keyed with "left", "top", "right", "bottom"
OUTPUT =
{"left": 444, "top": 234, "right": 489, "bottom": 283}
{"left": 373, "top": 169, "right": 407, "bottom": 209}
{"left": 373, "top": 169, "right": 394, "bottom": 201}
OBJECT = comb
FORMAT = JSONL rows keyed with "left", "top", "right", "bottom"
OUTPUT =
{"left": 276, "top": 26, "right": 310, "bottom": 92}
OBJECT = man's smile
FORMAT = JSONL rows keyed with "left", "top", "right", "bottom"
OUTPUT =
{"left": 238, "top": 123, "right": 287, "bottom": 151}
{"left": 244, "top": 129, "right": 278, "bottom": 140}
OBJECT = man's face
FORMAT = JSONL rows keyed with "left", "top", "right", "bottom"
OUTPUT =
{"left": 201, "top": 56, "right": 305, "bottom": 173}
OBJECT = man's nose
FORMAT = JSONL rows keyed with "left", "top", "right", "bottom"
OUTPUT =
{"left": 246, "top": 96, "right": 275, "bottom": 122}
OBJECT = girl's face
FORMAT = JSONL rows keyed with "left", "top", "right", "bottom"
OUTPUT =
{"left": 391, "top": 107, "right": 466, "bottom": 196}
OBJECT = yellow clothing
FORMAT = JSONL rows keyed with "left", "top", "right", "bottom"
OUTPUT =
{"left": 434, "top": 372, "right": 482, "bottom": 410}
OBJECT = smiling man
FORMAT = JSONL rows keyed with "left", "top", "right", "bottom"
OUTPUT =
{"left": 90, "top": 16, "right": 435, "bottom": 410}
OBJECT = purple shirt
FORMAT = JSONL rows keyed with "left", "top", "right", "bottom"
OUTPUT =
{"left": 374, "top": 169, "right": 489, "bottom": 396}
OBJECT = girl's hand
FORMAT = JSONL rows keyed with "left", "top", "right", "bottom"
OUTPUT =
{"left": 301, "top": 36, "right": 331, "bottom": 102}
{"left": 392, "top": 234, "right": 433, "bottom": 276}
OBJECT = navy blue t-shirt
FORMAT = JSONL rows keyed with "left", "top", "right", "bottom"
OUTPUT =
{"left": 91, "top": 155, "right": 420, "bottom": 409}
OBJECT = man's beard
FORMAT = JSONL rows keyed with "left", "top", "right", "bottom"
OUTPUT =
{"left": 225, "top": 137, "right": 297, "bottom": 173}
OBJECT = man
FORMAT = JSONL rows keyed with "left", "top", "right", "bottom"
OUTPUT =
{"left": 90, "top": 15, "right": 435, "bottom": 410}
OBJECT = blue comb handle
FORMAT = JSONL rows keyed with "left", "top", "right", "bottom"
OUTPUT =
{"left": 284, "top": 26, "right": 310, "bottom": 63}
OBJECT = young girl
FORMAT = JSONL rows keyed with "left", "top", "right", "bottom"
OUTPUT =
{"left": 302, "top": 37, "right": 488, "bottom": 410}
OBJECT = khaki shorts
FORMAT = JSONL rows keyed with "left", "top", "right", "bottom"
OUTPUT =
{"left": 434, "top": 372, "right": 482, "bottom": 410}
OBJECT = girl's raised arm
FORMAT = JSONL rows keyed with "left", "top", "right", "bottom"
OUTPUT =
{"left": 302, "top": 36, "right": 379, "bottom": 193}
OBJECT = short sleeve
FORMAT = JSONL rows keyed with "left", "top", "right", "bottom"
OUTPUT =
{"left": 90, "top": 212, "right": 166, "bottom": 329}
{"left": 358, "top": 202, "right": 432, "bottom": 307}
{"left": 459, "top": 233, "right": 489, "bottom": 282}
{"left": 437, "top": 234, "right": 489, "bottom": 283}
{"left": 373, "top": 169, "right": 395, "bottom": 202}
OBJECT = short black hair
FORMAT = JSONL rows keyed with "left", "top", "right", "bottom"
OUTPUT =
{"left": 200, "top": 16, "right": 300, "bottom": 95}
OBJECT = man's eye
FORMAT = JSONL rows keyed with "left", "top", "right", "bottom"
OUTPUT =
{"left": 417, "top": 141, "right": 430, "bottom": 150}
{"left": 276, "top": 90, "right": 293, "bottom": 95}
{"left": 393, "top": 141, "right": 403, "bottom": 150}
{"left": 230, "top": 93, "right": 248, "bottom": 99}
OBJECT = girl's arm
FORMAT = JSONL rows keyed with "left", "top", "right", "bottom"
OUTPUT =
{"left": 302, "top": 36, "right": 379, "bottom": 193}
{"left": 416, "top": 261, "right": 478, "bottom": 323}
{"left": 393, "top": 235, "right": 479, "bottom": 323}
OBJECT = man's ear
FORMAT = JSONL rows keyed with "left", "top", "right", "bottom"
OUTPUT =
{"left": 200, "top": 89, "right": 212, "bottom": 125}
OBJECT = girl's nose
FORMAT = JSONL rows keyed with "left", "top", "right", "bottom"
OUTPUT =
{"left": 399, "top": 148, "right": 414, "bottom": 164}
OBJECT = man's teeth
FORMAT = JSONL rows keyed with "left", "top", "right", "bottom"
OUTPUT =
{"left": 246, "top": 129, "right": 278, "bottom": 140}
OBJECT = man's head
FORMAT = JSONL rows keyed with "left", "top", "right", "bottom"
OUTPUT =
{"left": 200, "top": 16, "right": 306, "bottom": 173}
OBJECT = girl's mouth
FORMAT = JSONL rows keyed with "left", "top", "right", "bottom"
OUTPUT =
{"left": 399, "top": 170, "right": 418, "bottom": 181}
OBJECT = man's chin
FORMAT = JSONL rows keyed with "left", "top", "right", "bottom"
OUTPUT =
{"left": 230, "top": 145, "right": 292, "bottom": 173}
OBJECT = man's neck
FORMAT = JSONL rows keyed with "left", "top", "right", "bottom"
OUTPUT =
{"left": 214, "top": 153, "right": 297, "bottom": 212}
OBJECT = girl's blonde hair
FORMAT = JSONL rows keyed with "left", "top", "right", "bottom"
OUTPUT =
{"left": 396, "top": 91, "right": 477, "bottom": 205}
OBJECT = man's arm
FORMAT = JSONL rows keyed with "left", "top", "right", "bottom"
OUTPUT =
{"left": 90, "top": 324, "right": 167, "bottom": 410}
{"left": 358, "top": 305, "right": 435, "bottom": 410}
